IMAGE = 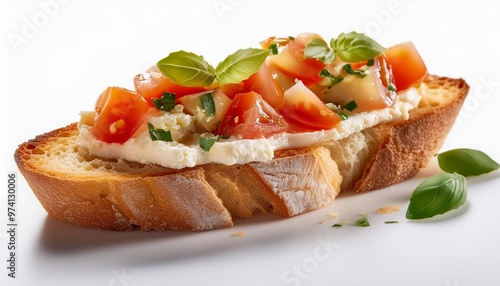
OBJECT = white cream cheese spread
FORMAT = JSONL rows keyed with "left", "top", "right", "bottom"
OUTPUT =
{"left": 78, "top": 88, "right": 421, "bottom": 169}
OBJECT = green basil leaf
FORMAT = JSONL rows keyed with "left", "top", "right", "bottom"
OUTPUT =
{"left": 157, "top": 50, "right": 215, "bottom": 87}
{"left": 332, "top": 32, "right": 385, "bottom": 62}
{"left": 304, "top": 38, "right": 335, "bottom": 64}
{"left": 199, "top": 92, "right": 216, "bottom": 116}
{"left": 152, "top": 92, "right": 176, "bottom": 112}
{"left": 406, "top": 173, "right": 467, "bottom": 220}
{"left": 199, "top": 136, "right": 218, "bottom": 152}
{"left": 148, "top": 123, "right": 172, "bottom": 142}
{"left": 215, "top": 48, "right": 269, "bottom": 85}
{"left": 436, "top": 148, "right": 500, "bottom": 176}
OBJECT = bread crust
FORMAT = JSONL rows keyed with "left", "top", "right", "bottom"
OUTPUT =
{"left": 15, "top": 125, "right": 340, "bottom": 230}
{"left": 352, "top": 76, "right": 469, "bottom": 192}
{"left": 14, "top": 75, "right": 469, "bottom": 231}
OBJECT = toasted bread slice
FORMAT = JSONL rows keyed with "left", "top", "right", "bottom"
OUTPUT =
{"left": 14, "top": 75, "right": 468, "bottom": 231}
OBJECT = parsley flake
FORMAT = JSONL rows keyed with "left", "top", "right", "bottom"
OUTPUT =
{"left": 152, "top": 92, "right": 176, "bottom": 112}
{"left": 343, "top": 64, "right": 367, "bottom": 78}
{"left": 199, "top": 92, "right": 216, "bottom": 116}
{"left": 355, "top": 217, "right": 370, "bottom": 227}
{"left": 345, "top": 100, "right": 357, "bottom": 112}
{"left": 148, "top": 123, "right": 172, "bottom": 142}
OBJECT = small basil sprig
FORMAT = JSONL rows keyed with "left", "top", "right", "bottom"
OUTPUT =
{"left": 333, "top": 32, "right": 386, "bottom": 62}
{"left": 406, "top": 172, "right": 467, "bottom": 220}
{"left": 157, "top": 51, "right": 215, "bottom": 87}
{"left": 157, "top": 48, "right": 268, "bottom": 87}
{"left": 305, "top": 32, "right": 385, "bottom": 64}
{"left": 215, "top": 48, "right": 269, "bottom": 85}
{"left": 436, "top": 148, "right": 500, "bottom": 176}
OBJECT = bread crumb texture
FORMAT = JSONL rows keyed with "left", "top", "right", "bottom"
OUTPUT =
{"left": 376, "top": 205, "right": 401, "bottom": 214}
{"left": 231, "top": 231, "right": 246, "bottom": 237}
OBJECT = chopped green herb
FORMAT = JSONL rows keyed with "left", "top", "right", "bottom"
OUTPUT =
{"left": 219, "top": 135, "right": 230, "bottom": 139}
{"left": 148, "top": 123, "right": 172, "bottom": 142}
{"left": 199, "top": 92, "right": 216, "bottom": 116}
{"left": 367, "top": 59, "right": 375, "bottom": 66}
{"left": 199, "top": 137, "right": 218, "bottom": 152}
{"left": 319, "top": 69, "right": 343, "bottom": 87}
{"left": 335, "top": 110, "right": 349, "bottom": 121}
{"left": 288, "top": 36, "right": 295, "bottom": 40}
{"left": 268, "top": 43, "right": 279, "bottom": 55}
{"left": 387, "top": 82, "right": 397, "bottom": 93}
{"left": 355, "top": 217, "right": 370, "bottom": 227}
{"left": 384, "top": 221, "right": 399, "bottom": 224}
{"left": 152, "top": 92, "right": 176, "bottom": 112}
{"left": 345, "top": 100, "right": 357, "bottom": 112}
{"left": 343, "top": 64, "right": 367, "bottom": 78}
{"left": 331, "top": 223, "right": 343, "bottom": 228}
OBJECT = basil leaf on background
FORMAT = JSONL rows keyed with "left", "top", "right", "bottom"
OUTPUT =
{"left": 406, "top": 172, "right": 467, "bottom": 220}
{"left": 436, "top": 148, "right": 500, "bottom": 176}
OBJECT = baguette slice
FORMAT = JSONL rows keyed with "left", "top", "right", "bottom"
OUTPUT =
{"left": 14, "top": 75, "right": 469, "bottom": 231}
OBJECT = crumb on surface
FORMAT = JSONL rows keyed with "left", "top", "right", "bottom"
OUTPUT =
{"left": 359, "top": 212, "right": 369, "bottom": 217}
{"left": 329, "top": 212, "right": 339, "bottom": 219}
{"left": 319, "top": 220, "right": 326, "bottom": 224}
{"left": 376, "top": 205, "right": 401, "bottom": 214}
{"left": 231, "top": 231, "right": 245, "bottom": 237}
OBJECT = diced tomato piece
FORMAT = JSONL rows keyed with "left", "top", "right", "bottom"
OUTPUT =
{"left": 384, "top": 41, "right": 428, "bottom": 90}
{"left": 219, "top": 82, "right": 246, "bottom": 100}
{"left": 92, "top": 86, "right": 150, "bottom": 143}
{"left": 219, "top": 63, "right": 285, "bottom": 109}
{"left": 267, "top": 33, "right": 327, "bottom": 86}
{"left": 218, "top": 91, "right": 288, "bottom": 139}
{"left": 243, "top": 63, "right": 285, "bottom": 108}
{"left": 281, "top": 81, "right": 341, "bottom": 131}
{"left": 134, "top": 72, "right": 205, "bottom": 106}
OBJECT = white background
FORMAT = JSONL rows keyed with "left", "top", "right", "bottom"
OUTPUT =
{"left": 1, "top": 0, "right": 500, "bottom": 285}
